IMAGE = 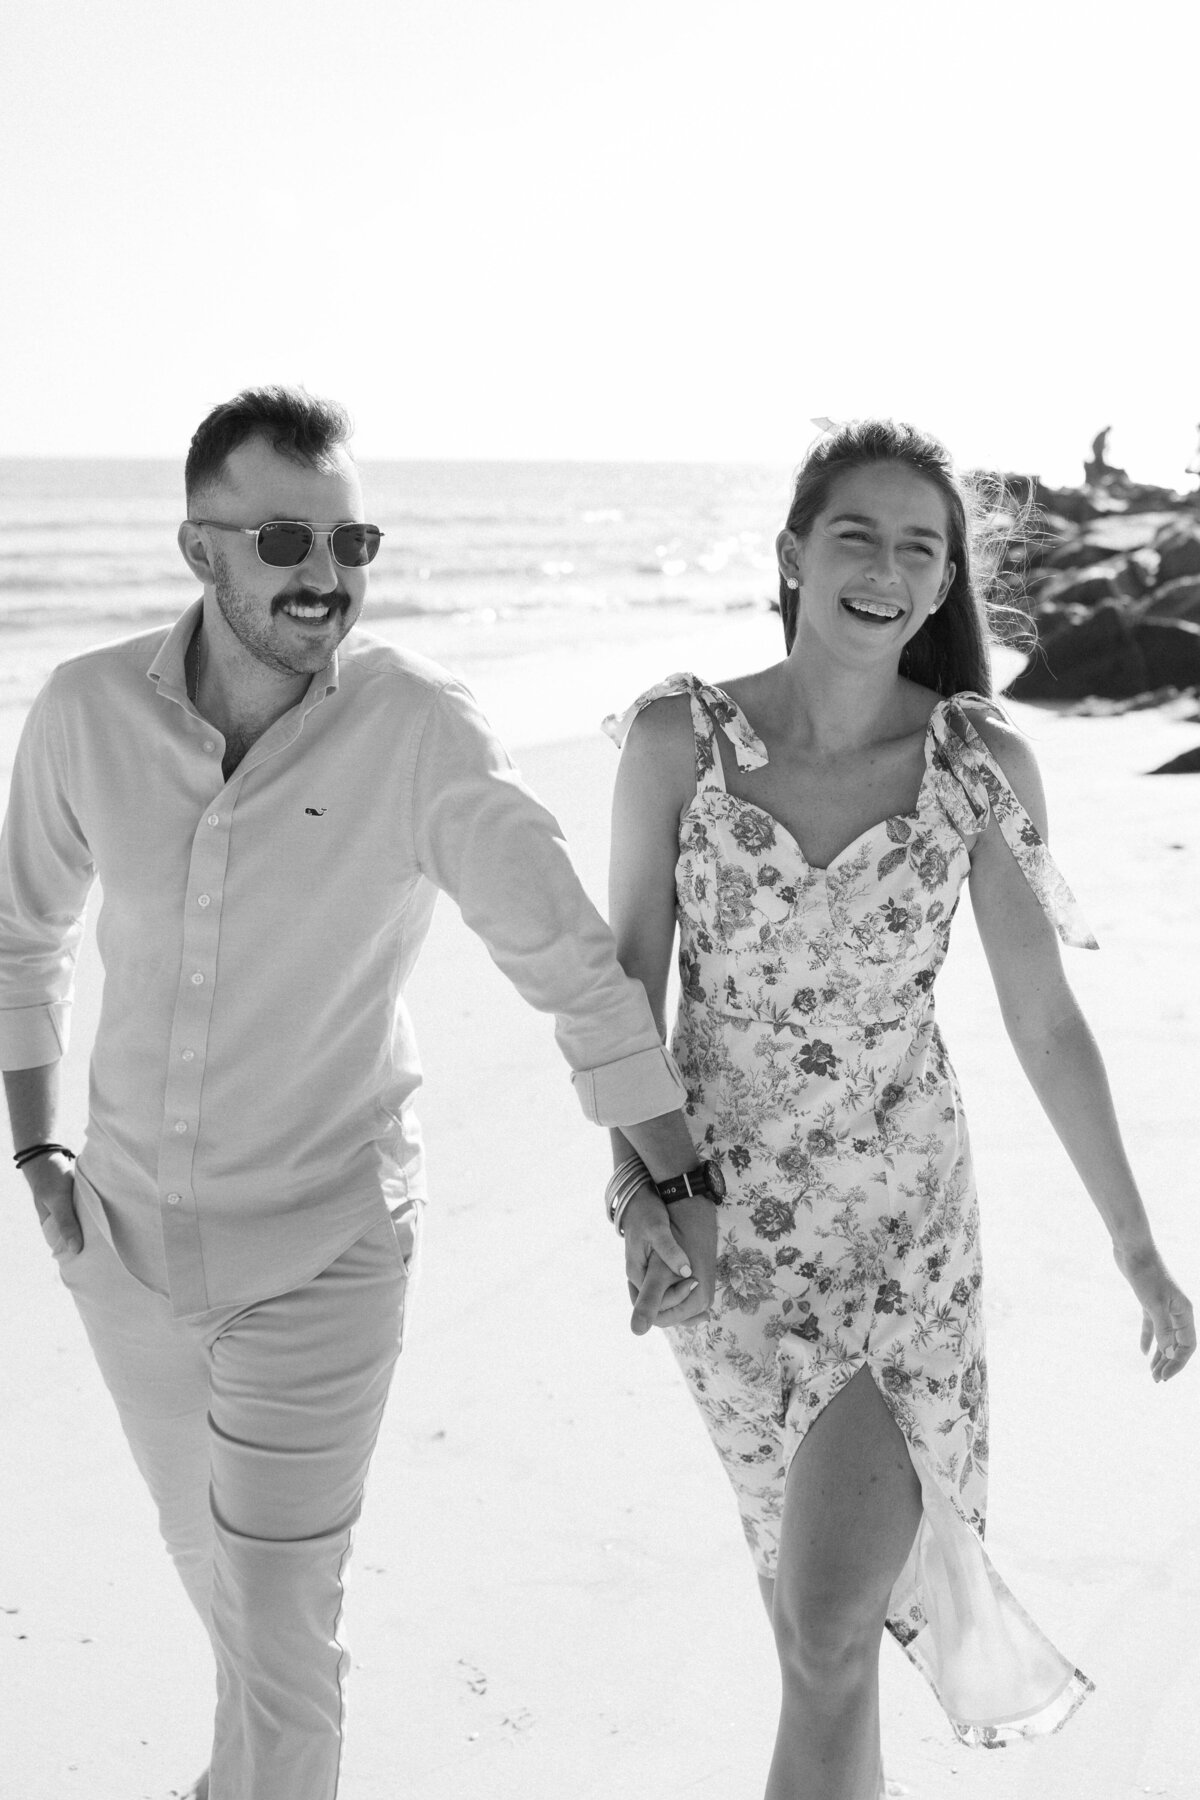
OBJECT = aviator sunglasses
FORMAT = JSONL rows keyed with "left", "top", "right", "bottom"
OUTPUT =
{"left": 191, "top": 519, "right": 384, "bottom": 568}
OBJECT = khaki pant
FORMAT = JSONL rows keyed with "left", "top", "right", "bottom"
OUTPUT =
{"left": 60, "top": 1211, "right": 413, "bottom": 1800}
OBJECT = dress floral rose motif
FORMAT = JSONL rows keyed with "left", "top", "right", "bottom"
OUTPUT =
{"left": 604, "top": 674, "right": 1097, "bottom": 1748}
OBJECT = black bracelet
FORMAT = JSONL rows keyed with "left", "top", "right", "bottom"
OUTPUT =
{"left": 13, "top": 1142, "right": 76, "bottom": 1171}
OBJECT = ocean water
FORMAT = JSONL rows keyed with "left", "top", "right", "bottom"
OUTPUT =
{"left": 0, "top": 457, "right": 1025, "bottom": 749}
{"left": 0, "top": 458, "right": 794, "bottom": 735}
{"left": 0, "top": 457, "right": 792, "bottom": 630}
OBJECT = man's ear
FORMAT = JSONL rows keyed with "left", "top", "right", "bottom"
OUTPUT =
{"left": 178, "top": 520, "right": 215, "bottom": 584}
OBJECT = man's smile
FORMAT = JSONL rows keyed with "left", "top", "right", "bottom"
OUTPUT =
{"left": 274, "top": 592, "right": 349, "bottom": 623}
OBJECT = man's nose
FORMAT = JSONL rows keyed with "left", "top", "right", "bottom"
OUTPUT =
{"left": 302, "top": 533, "right": 341, "bottom": 592}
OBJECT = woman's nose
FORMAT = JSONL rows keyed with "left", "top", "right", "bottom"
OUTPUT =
{"left": 866, "top": 543, "right": 901, "bottom": 584}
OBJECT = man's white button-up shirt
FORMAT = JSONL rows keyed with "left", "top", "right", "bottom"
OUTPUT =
{"left": 0, "top": 602, "right": 685, "bottom": 1316}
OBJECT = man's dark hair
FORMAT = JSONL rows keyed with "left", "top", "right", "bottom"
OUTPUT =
{"left": 185, "top": 385, "right": 353, "bottom": 507}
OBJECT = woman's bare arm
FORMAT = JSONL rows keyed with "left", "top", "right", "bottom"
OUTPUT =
{"left": 608, "top": 697, "right": 718, "bottom": 1331}
{"left": 966, "top": 712, "right": 1193, "bottom": 1381}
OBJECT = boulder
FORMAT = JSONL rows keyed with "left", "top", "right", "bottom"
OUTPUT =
{"left": 1030, "top": 562, "right": 1142, "bottom": 608}
{"left": 1029, "top": 603, "right": 1071, "bottom": 643}
{"left": 1112, "top": 483, "right": 1186, "bottom": 512}
{"left": 1007, "top": 452, "right": 1200, "bottom": 703}
{"left": 1033, "top": 482, "right": 1099, "bottom": 525}
{"left": 1143, "top": 577, "right": 1200, "bottom": 623}
{"left": 1038, "top": 510, "right": 1079, "bottom": 542}
{"left": 1006, "top": 602, "right": 1149, "bottom": 701}
{"left": 1147, "top": 744, "right": 1200, "bottom": 774}
{"left": 1128, "top": 546, "right": 1162, "bottom": 588}
{"left": 1079, "top": 513, "right": 1178, "bottom": 554}
{"left": 1131, "top": 618, "right": 1200, "bottom": 689}
{"left": 1043, "top": 537, "right": 1119, "bottom": 573}
{"left": 1154, "top": 520, "right": 1200, "bottom": 584}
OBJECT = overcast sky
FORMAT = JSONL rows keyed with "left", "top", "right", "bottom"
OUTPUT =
{"left": 3, "top": 0, "right": 1197, "bottom": 484}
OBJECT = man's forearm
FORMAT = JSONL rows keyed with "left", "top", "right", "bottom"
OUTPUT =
{"left": 3, "top": 1061, "right": 63, "bottom": 1155}
{"left": 4, "top": 1058, "right": 82, "bottom": 1256}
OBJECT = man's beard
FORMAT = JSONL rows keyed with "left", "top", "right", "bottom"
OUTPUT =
{"left": 212, "top": 550, "right": 355, "bottom": 677}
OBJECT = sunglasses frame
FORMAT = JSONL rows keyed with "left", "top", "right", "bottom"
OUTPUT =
{"left": 190, "top": 518, "right": 384, "bottom": 568}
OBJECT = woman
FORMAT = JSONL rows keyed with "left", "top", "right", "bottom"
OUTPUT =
{"left": 603, "top": 420, "right": 1194, "bottom": 1800}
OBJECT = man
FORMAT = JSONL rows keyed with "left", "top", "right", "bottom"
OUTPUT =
{"left": 0, "top": 387, "right": 719, "bottom": 1800}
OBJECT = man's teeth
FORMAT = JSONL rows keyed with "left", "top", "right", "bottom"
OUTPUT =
{"left": 282, "top": 601, "right": 330, "bottom": 619}
{"left": 844, "top": 598, "right": 902, "bottom": 620}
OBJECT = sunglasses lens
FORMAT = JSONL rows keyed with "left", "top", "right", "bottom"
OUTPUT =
{"left": 257, "top": 523, "right": 314, "bottom": 567}
{"left": 331, "top": 525, "right": 382, "bottom": 567}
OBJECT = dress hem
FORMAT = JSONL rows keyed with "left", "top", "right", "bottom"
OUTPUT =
{"left": 945, "top": 1668, "right": 1096, "bottom": 1748}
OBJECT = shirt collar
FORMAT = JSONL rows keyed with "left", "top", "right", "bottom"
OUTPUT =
{"left": 148, "top": 598, "right": 341, "bottom": 713}
{"left": 147, "top": 599, "right": 203, "bottom": 704}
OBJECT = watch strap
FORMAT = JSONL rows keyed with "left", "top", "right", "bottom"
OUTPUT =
{"left": 656, "top": 1162, "right": 723, "bottom": 1204}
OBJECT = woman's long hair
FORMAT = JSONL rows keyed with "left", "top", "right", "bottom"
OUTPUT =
{"left": 778, "top": 419, "right": 1034, "bottom": 699}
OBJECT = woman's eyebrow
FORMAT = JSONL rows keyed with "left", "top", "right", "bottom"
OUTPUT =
{"left": 828, "top": 511, "right": 946, "bottom": 542}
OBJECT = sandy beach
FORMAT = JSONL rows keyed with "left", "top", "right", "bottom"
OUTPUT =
{"left": 1, "top": 609, "right": 1198, "bottom": 1800}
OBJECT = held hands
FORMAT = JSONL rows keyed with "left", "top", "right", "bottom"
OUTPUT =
{"left": 622, "top": 1186, "right": 718, "bottom": 1336}
{"left": 1113, "top": 1242, "right": 1195, "bottom": 1382}
{"left": 23, "top": 1153, "right": 82, "bottom": 1260}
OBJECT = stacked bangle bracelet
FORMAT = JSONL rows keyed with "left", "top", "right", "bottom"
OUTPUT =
{"left": 12, "top": 1142, "right": 75, "bottom": 1171}
{"left": 605, "top": 1154, "right": 653, "bottom": 1236}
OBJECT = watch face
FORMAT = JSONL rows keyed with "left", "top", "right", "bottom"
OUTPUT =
{"left": 705, "top": 1160, "right": 727, "bottom": 1200}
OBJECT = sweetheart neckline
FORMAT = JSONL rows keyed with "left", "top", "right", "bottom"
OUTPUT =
{"left": 688, "top": 695, "right": 945, "bottom": 875}
{"left": 684, "top": 783, "right": 942, "bottom": 876}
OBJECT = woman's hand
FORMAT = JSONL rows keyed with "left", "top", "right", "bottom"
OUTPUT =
{"left": 622, "top": 1187, "right": 718, "bottom": 1336}
{"left": 1113, "top": 1242, "right": 1195, "bottom": 1382}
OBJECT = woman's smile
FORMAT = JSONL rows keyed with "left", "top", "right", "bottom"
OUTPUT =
{"left": 840, "top": 595, "right": 905, "bottom": 623}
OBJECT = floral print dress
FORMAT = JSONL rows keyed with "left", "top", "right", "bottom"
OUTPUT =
{"left": 604, "top": 675, "right": 1097, "bottom": 1749}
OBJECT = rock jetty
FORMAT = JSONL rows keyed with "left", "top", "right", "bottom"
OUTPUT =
{"left": 1000, "top": 430, "right": 1200, "bottom": 770}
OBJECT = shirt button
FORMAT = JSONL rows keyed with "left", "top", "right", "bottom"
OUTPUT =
{"left": 197, "top": 894, "right": 211, "bottom": 908}
{"left": 181, "top": 1048, "right": 195, "bottom": 1062}
{"left": 166, "top": 1192, "right": 182, "bottom": 1207}
{"left": 174, "top": 1120, "right": 188, "bottom": 1135}
{"left": 207, "top": 813, "right": 219, "bottom": 827}
{"left": 191, "top": 971, "right": 205, "bottom": 985}
{"left": 202, "top": 741, "right": 216, "bottom": 753}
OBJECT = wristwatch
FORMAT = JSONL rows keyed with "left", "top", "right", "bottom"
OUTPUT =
{"left": 655, "top": 1161, "right": 726, "bottom": 1204}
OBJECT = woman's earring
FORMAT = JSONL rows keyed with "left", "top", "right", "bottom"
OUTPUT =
{"left": 785, "top": 577, "right": 799, "bottom": 590}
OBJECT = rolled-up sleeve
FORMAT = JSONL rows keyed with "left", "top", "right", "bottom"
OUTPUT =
{"left": 0, "top": 678, "right": 96, "bottom": 1069}
{"left": 567, "top": 1041, "right": 686, "bottom": 1125}
{"left": 410, "top": 679, "right": 686, "bottom": 1127}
